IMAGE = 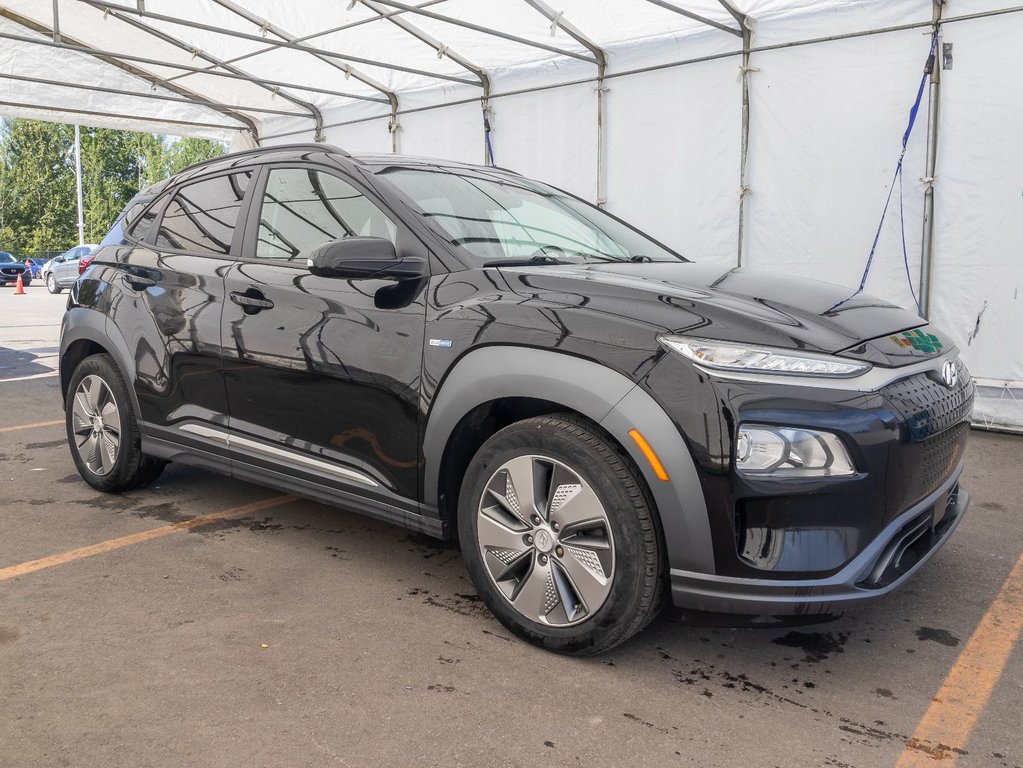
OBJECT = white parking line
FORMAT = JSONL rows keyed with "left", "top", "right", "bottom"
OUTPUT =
{"left": 0, "top": 371, "right": 60, "bottom": 383}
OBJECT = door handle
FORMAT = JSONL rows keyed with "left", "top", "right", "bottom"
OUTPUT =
{"left": 119, "top": 270, "right": 157, "bottom": 290}
{"left": 230, "top": 290, "right": 274, "bottom": 312}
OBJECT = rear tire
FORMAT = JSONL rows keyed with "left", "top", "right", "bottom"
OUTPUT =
{"left": 458, "top": 414, "right": 664, "bottom": 655}
{"left": 65, "top": 353, "right": 165, "bottom": 492}
{"left": 47, "top": 274, "right": 62, "bottom": 294}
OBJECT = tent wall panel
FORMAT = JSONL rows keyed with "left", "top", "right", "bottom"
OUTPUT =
{"left": 603, "top": 56, "right": 742, "bottom": 269}
{"left": 930, "top": 13, "right": 1023, "bottom": 430}
{"left": 744, "top": 28, "right": 934, "bottom": 312}
{"left": 398, "top": 101, "right": 483, "bottom": 164}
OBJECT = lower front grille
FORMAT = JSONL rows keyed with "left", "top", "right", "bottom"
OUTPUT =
{"left": 861, "top": 482, "right": 961, "bottom": 588}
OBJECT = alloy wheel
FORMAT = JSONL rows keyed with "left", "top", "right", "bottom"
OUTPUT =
{"left": 70, "top": 375, "right": 121, "bottom": 476}
{"left": 476, "top": 454, "right": 615, "bottom": 627}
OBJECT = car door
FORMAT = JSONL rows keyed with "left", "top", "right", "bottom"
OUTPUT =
{"left": 221, "top": 163, "right": 428, "bottom": 509}
{"left": 51, "top": 248, "right": 75, "bottom": 283}
{"left": 115, "top": 169, "right": 255, "bottom": 458}
{"left": 59, "top": 247, "right": 87, "bottom": 284}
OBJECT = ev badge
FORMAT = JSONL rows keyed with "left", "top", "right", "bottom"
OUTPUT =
{"left": 941, "top": 359, "right": 958, "bottom": 389}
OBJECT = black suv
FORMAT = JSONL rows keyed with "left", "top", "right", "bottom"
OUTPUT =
{"left": 60, "top": 144, "right": 974, "bottom": 654}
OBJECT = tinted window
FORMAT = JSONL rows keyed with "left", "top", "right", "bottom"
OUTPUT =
{"left": 254, "top": 168, "right": 396, "bottom": 262}
{"left": 381, "top": 168, "right": 683, "bottom": 264}
{"left": 155, "top": 172, "right": 252, "bottom": 255}
{"left": 122, "top": 196, "right": 162, "bottom": 243}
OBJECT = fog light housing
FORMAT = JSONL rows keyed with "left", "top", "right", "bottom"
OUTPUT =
{"left": 735, "top": 425, "right": 855, "bottom": 477}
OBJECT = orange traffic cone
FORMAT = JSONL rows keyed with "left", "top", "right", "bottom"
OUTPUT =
{"left": 14, "top": 272, "right": 25, "bottom": 295}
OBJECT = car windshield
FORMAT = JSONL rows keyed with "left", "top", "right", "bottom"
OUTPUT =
{"left": 379, "top": 168, "right": 685, "bottom": 265}
{"left": 0, "top": 252, "right": 15, "bottom": 263}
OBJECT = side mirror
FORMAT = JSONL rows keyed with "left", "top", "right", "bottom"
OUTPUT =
{"left": 307, "top": 237, "right": 425, "bottom": 280}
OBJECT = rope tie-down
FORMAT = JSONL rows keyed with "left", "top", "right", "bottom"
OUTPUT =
{"left": 828, "top": 31, "right": 939, "bottom": 315}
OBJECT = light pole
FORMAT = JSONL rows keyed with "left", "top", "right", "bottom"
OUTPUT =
{"left": 74, "top": 123, "right": 84, "bottom": 246}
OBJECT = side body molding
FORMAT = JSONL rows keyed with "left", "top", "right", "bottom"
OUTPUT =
{"left": 422, "top": 346, "right": 715, "bottom": 574}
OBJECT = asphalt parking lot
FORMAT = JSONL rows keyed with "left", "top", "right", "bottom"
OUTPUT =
{"left": 1, "top": 287, "right": 1020, "bottom": 768}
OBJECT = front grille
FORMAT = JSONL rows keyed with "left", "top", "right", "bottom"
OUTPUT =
{"left": 1, "top": 267, "right": 21, "bottom": 275}
{"left": 882, "top": 358, "right": 974, "bottom": 440}
{"left": 882, "top": 359, "right": 974, "bottom": 513}
{"left": 904, "top": 422, "right": 970, "bottom": 504}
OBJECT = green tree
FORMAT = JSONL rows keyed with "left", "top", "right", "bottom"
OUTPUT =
{"left": 80, "top": 127, "right": 141, "bottom": 243}
{"left": 0, "top": 117, "right": 226, "bottom": 253}
{"left": 165, "top": 136, "right": 225, "bottom": 174}
{"left": 0, "top": 119, "right": 76, "bottom": 253}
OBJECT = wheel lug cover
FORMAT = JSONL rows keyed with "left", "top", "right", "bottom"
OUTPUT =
{"left": 555, "top": 546, "right": 564, "bottom": 557}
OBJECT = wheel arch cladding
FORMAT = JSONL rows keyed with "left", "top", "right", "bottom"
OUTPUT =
{"left": 424, "top": 346, "right": 715, "bottom": 574}
{"left": 60, "top": 308, "right": 142, "bottom": 417}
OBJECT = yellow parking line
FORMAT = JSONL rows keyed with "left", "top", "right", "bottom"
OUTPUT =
{"left": 0, "top": 418, "right": 64, "bottom": 433}
{"left": 0, "top": 495, "right": 297, "bottom": 582}
{"left": 896, "top": 549, "right": 1023, "bottom": 766}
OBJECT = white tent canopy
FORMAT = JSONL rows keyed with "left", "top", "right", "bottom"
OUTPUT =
{"left": 1, "top": 0, "right": 1021, "bottom": 429}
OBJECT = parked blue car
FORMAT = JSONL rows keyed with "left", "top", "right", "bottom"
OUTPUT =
{"left": 23, "top": 258, "right": 49, "bottom": 279}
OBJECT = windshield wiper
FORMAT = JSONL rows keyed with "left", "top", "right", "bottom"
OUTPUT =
{"left": 629, "top": 254, "right": 653, "bottom": 263}
{"left": 483, "top": 254, "right": 567, "bottom": 267}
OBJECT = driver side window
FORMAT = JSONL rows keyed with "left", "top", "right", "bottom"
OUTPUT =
{"left": 254, "top": 168, "right": 397, "bottom": 263}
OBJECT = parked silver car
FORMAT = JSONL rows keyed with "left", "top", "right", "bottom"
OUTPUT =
{"left": 44, "top": 244, "right": 98, "bottom": 293}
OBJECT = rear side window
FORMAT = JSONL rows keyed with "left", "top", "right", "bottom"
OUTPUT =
{"left": 155, "top": 171, "right": 252, "bottom": 255}
{"left": 254, "top": 168, "right": 396, "bottom": 262}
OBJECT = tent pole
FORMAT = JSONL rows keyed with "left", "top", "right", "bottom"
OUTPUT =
{"left": 717, "top": 0, "right": 751, "bottom": 267}
{"left": 51, "top": 0, "right": 60, "bottom": 42}
{"left": 74, "top": 124, "right": 85, "bottom": 246}
{"left": 596, "top": 61, "right": 607, "bottom": 208}
{"left": 737, "top": 24, "right": 751, "bottom": 268}
{"left": 919, "top": 0, "right": 945, "bottom": 319}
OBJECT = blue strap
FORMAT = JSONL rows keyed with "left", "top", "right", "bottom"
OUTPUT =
{"left": 828, "top": 31, "right": 937, "bottom": 315}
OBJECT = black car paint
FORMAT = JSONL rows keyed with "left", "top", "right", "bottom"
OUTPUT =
{"left": 62, "top": 144, "right": 973, "bottom": 616}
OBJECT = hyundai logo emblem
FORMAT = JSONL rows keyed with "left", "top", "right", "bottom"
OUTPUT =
{"left": 941, "top": 359, "right": 958, "bottom": 389}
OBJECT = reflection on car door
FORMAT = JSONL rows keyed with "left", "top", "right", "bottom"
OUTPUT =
{"left": 116, "top": 171, "right": 253, "bottom": 457}
{"left": 222, "top": 164, "right": 428, "bottom": 510}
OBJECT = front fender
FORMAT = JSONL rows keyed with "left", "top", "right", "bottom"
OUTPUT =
{"left": 422, "top": 346, "right": 715, "bottom": 574}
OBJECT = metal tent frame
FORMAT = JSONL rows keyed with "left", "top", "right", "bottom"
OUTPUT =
{"left": 2, "top": 0, "right": 1018, "bottom": 313}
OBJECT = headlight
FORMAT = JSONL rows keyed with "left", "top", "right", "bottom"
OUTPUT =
{"left": 736, "top": 425, "right": 856, "bottom": 477}
{"left": 658, "top": 337, "right": 870, "bottom": 377}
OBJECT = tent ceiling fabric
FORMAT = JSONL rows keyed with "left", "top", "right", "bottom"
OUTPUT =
{"left": 0, "top": 0, "right": 760, "bottom": 140}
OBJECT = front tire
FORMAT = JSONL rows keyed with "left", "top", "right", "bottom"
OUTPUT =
{"left": 65, "top": 354, "right": 165, "bottom": 492}
{"left": 458, "top": 414, "right": 664, "bottom": 655}
{"left": 47, "top": 274, "right": 62, "bottom": 294}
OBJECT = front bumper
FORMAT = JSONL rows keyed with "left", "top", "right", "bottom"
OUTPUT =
{"left": 670, "top": 463, "right": 969, "bottom": 615}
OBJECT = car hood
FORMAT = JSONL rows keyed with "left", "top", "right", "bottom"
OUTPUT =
{"left": 501, "top": 261, "right": 932, "bottom": 357}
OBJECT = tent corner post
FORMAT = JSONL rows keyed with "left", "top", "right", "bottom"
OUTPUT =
{"left": 481, "top": 76, "right": 493, "bottom": 166}
{"left": 389, "top": 97, "right": 401, "bottom": 154}
{"left": 596, "top": 60, "right": 608, "bottom": 208}
{"left": 919, "top": 0, "right": 946, "bottom": 320}
{"left": 736, "top": 20, "right": 752, "bottom": 268}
